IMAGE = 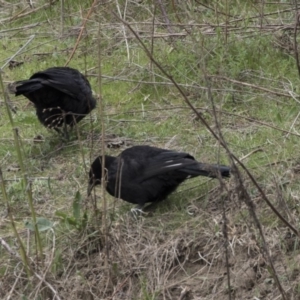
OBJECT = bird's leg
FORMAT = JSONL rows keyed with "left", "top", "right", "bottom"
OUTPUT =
{"left": 60, "top": 110, "right": 68, "bottom": 140}
{"left": 44, "top": 107, "right": 69, "bottom": 140}
{"left": 130, "top": 204, "right": 148, "bottom": 219}
{"left": 54, "top": 107, "right": 69, "bottom": 140}
{"left": 142, "top": 201, "right": 159, "bottom": 212}
{"left": 51, "top": 123, "right": 68, "bottom": 141}
{"left": 53, "top": 127, "right": 62, "bottom": 135}
{"left": 63, "top": 120, "right": 69, "bottom": 141}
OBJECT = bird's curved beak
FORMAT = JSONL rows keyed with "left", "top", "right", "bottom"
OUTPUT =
{"left": 87, "top": 182, "right": 95, "bottom": 196}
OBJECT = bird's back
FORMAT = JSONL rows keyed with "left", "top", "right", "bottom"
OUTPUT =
{"left": 11, "top": 67, "right": 96, "bottom": 128}
{"left": 105, "top": 146, "right": 197, "bottom": 205}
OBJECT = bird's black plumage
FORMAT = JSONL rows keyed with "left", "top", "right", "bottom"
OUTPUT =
{"left": 88, "top": 145, "right": 230, "bottom": 210}
{"left": 9, "top": 67, "right": 96, "bottom": 135}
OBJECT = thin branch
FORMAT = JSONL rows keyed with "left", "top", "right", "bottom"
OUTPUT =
{"left": 65, "top": 0, "right": 98, "bottom": 66}
{"left": 1, "top": 35, "right": 35, "bottom": 70}
{"left": 210, "top": 75, "right": 290, "bottom": 98}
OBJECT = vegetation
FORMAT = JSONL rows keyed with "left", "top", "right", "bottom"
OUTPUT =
{"left": 1, "top": 0, "right": 300, "bottom": 299}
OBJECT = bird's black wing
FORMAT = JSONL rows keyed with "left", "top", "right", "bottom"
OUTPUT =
{"left": 138, "top": 150, "right": 230, "bottom": 181}
{"left": 30, "top": 67, "right": 92, "bottom": 100}
{"left": 137, "top": 150, "right": 196, "bottom": 182}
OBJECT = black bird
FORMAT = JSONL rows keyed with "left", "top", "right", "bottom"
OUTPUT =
{"left": 88, "top": 145, "right": 230, "bottom": 212}
{"left": 9, "top": 67, "right": 96, "bottom": 138}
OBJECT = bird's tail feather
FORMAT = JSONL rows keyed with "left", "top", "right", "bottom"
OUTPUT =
{"left": 179, "top": 163, "right": 230, "bottom": 178}
{"left": 141, "top": 159, "right": 230, "bottom": 181}
{"left": 9, "top": 79, "right": 43, "bottom": 96}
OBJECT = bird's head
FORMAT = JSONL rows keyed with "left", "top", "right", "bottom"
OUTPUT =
{"left": 87, "top": 155, "right": 116, "bottom": 196}
{"left": 87, "top": 156, "right": 103, "bottom": 196}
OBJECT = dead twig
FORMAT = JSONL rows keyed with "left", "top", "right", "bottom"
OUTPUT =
{"left": 209, "top": 75, "right": 290, "bottom": 98}
{"left": 1, "top": 35, "right": 35, "bottom": 70}
{"left": 65, "top": 0, "right": 98, "bottom": 66}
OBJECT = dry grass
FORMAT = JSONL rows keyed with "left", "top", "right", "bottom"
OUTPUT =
{"left": 3, "top": 179, "right": 300, "bottom": 299}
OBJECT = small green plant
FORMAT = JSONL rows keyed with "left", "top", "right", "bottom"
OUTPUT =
{"left": 56, "top": 191, "right": 88, "bottom": 231}
{"left": 24, "top": 217, "right": 54, "bottom": 232}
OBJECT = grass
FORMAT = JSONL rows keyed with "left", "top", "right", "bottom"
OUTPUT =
{"left": 1, "top": 0, "right": 300, "bottom": 299}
